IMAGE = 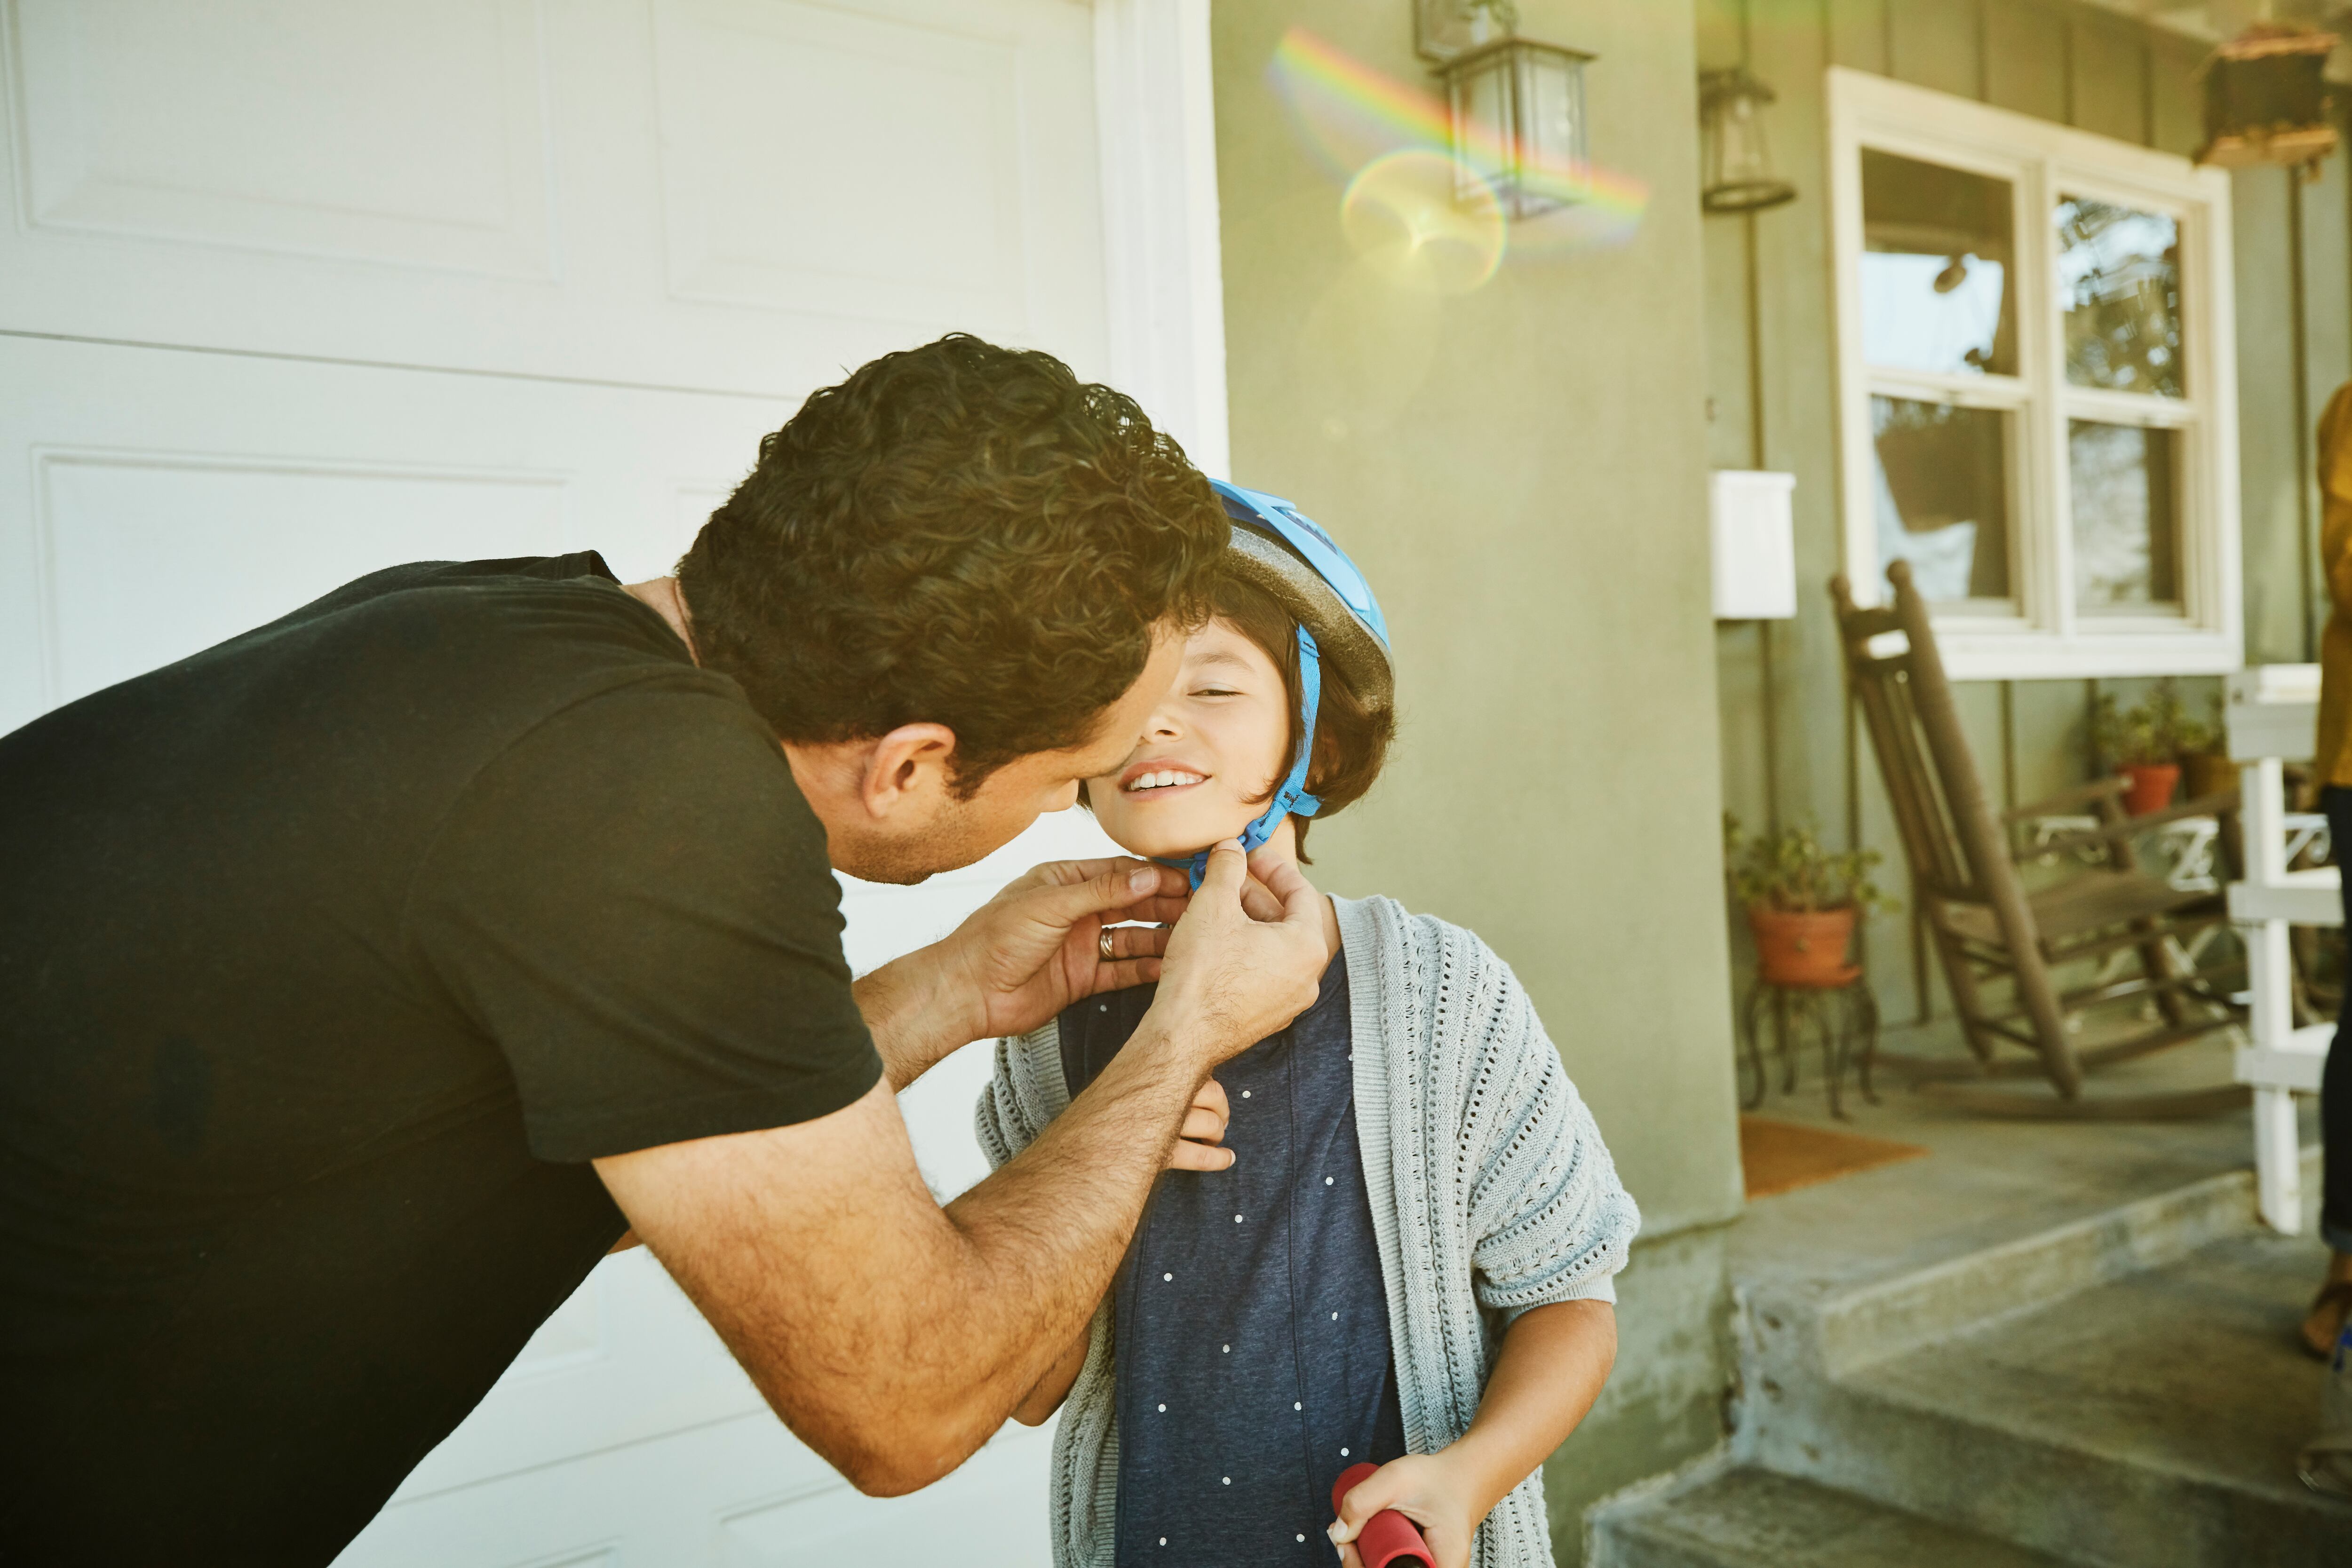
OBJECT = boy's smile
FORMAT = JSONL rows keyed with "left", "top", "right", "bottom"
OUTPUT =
{"left": 1119, "top": 760, "right": 1209, "bottom": 796}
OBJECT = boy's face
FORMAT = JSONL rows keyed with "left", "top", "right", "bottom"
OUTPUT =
{"left": 1086, "top": 617, "right": 1293, "bottom": 860}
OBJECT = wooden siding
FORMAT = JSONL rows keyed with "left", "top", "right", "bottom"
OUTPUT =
{"left": 1702, "top": 0, "right": 2352, "bottom": 1027}
{"left": 1984, "top": 0, "right": 2068, "bottom": 124}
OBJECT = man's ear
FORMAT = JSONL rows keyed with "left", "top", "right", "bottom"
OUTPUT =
{"left": 858, "top": 723, "right": 960, "bottom": 819}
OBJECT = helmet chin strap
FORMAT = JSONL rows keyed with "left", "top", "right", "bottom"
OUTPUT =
{"left": 1159, "top": 626, "right": 1323, "bottom": 890}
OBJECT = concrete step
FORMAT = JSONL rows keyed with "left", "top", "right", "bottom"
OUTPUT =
{"left": 1744, "top": 1231, "right": 2352, "bottom": 1567}
{"left": 1740, "top": 1147, "right": 2323, "bottom": 1387}
{"left": 1588, "top": 1464, "right": 2077, "bottom": 1568}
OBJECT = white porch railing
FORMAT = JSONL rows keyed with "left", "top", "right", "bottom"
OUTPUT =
{"left": 2225, "top": 663, "right": 2331, "bottom": 1233}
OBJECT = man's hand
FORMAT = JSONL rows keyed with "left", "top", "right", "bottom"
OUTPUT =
{"left": 949, "top": 858, "right": 1194, "bottom": 1041}
{"left": 854, "top": 857, "right": 1192, "bottom": 1088}
{"left": 1145, "top": 840, "right": 1328, "bottom": 1070}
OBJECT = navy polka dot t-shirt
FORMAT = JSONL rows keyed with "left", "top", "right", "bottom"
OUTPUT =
{"left": 1058, "top": 949, "right": 1407, "bottom": 1566}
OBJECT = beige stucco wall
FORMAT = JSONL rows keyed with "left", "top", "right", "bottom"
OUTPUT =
{"left": 1209, "top": 1, "right": 1745, "bottom": 1551}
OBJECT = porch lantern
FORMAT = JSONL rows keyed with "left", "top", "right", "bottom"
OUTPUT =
{"left": 1434, "top": 34, "right": 1595, "bottom": 220}
{"left": 2194, "top": 22, "right": 2339, "bottom": 174}
{"left": 1699, "top": 68, "right": 1796, "bottom": 214}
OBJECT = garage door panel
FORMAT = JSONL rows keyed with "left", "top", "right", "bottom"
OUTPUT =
{"left": 654, "top": 0, "right": 1025, "bottom": 326}
{"left": 715, "top": 1425, "right": 1051, "bottom": 1566}
{"left": 0, "top": 334, "right": 789, "bottom": 735}
{"left": 10, "top": 0, "right": 554, "bottom": 277}
{"left": 0, "top": 0, "right": 1108, "bottom": 394}
{"left": 393, "top": 1251, "right": 777, "bottom": 1501}
{"left": 346, "top": 1410, "right": 1051, "bottom": 1568}
{"left": 36, "top": 451, "right": 568, "bottom": 708}
{"left": 517, "top": 1550, "right": 617, "bottom": 1568}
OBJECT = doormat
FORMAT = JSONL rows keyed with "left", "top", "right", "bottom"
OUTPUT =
{"left": 1740, "top": 1115, "right": 1930, "bottom": 1200}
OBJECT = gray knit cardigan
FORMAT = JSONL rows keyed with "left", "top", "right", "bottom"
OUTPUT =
{"left": 974, "top": 893, "right": 1641, "bottom": 1568}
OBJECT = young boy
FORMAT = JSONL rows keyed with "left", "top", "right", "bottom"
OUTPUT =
{"left": 977, "top": 483, "right": 1638, "bottom": 1568}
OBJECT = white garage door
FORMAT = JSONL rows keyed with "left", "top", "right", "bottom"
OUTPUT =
{"left": 0, "top": 2, "right": 1224, "bottom": 1563}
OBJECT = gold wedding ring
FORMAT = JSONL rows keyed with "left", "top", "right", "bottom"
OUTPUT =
{"left": 1099, "top": 928, "right": 1118, "bottom": 961}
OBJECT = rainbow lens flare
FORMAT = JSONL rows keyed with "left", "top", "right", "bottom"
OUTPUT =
{"left": 1342, "top": 150, "right": 1506, "bottom": 294}
{"left": 1268, "top": 26, "right": 1649, "bottom": 264}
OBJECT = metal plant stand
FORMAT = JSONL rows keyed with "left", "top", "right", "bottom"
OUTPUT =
{"left": 1739, "top": 971, "right": 1881, "bottom": 1120}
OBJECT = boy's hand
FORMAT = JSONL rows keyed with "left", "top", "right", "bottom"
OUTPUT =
{"left": 1166, "top": 1077, "right": 1232, "bottom": 1171}
{"left": 1331, "top": 1304, "right": 1617, "bottom": 1568}
{"left": 1329, "top": 1453, "right": 1477, "bottom": 1568}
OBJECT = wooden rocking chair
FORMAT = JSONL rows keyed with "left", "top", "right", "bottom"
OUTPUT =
{"left": 1830, "top": 561, "right": 2249, "bottom": 1117}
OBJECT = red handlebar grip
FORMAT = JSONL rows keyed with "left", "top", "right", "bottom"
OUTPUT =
{"left": 1330, "top": 1463, "right": 1434, "bottom": 1568}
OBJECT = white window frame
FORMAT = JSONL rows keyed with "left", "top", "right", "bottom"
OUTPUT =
{"left": 1828, "top": 67, "right": 2240, "bottom": 680}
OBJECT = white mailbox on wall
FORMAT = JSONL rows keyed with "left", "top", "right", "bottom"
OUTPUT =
{"left": 1710, "top": 469, "right": 1797, "bottom": 620}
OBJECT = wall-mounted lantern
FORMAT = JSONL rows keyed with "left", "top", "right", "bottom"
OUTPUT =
{"left": 1413, "top": 0, "right": 1499, "bottom": 62}
{"left": 1433, "top": 34, "right": 1595, "bottom": 219}
{"left": 1414, "top": 2, "right": 1594, "bottom": 220}
{"left": 2195, "top": 22, "right": 2339, "bottom": 174}
{"left": 1700, "top": 68, "right": 1797, "bottom": 214}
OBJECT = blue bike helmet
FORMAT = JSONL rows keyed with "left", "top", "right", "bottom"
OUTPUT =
{"left": 1158, "top": 481, "right": 1393, "bottom": 887}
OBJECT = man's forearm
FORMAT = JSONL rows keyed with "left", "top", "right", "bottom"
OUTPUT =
{"left": 597, "top": 1027, "right": 1205, "bottom": 1499}
{"left": 852, "top": 949, "right": 978, "bottom": 1090}
{"left": 1012, "top": 1324, "right": 1092, "bottom": 1426}
{"left": 604, "top": 844, "right": 1327, "bottom": 1498}
{"left": 875, "top": 1020, "right": 1205, "bottom": 1479}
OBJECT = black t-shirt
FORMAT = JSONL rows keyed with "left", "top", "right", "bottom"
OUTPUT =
{"left": 0, "top": 554, "right": 882, "bottom": 1565}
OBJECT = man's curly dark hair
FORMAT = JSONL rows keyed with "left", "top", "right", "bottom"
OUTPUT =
{"left": 677, "top": 335, "right": 1228, "bottom": 795}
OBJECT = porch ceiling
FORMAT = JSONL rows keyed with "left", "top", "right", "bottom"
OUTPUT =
{"left": 2078, "top": 0, "right": 2352, "bottom": 81}
{"left": 2077, "top": 0, "right": 2222, "bottom": 45}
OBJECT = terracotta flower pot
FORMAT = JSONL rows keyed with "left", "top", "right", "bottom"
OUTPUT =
{"left": 1746, "top": 905, "right": 1860, "bottom": 989}
{"left": 2120, "top": 762, "right": 2180, "bottom": 816}
{"left": 2181, "top": 752, "right": 2233, "bottom": 802}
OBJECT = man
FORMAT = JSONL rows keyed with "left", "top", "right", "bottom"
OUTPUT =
{"left": 2305, "top": 380, "right": 2352, "bottom": 1368}
{"left": 0, "top": 336, "right": 1330, "bottom": 1562}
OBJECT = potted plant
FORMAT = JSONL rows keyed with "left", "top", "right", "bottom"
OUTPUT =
{"left": 2094, "top": 681, "right": 2187, "bottom": 816}
{"left": 2175, "top": 693, "right": 2232, "bottom": 801}
{"left": 1723, "top": 816, "right": 1891, "bottom": 988}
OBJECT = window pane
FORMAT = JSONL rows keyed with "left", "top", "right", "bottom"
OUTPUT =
{"left": 2056, "top": 198, "right": 2184, "bottom": 398}
{"left": 1860, "top": 150, "right": 2016, "bottom": 377}
{"left": 2069, "top": 421, "right": 2181, "bottom": 610}
{"left": 1873, "top": 396, "right": 2012, "bottom": 603}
